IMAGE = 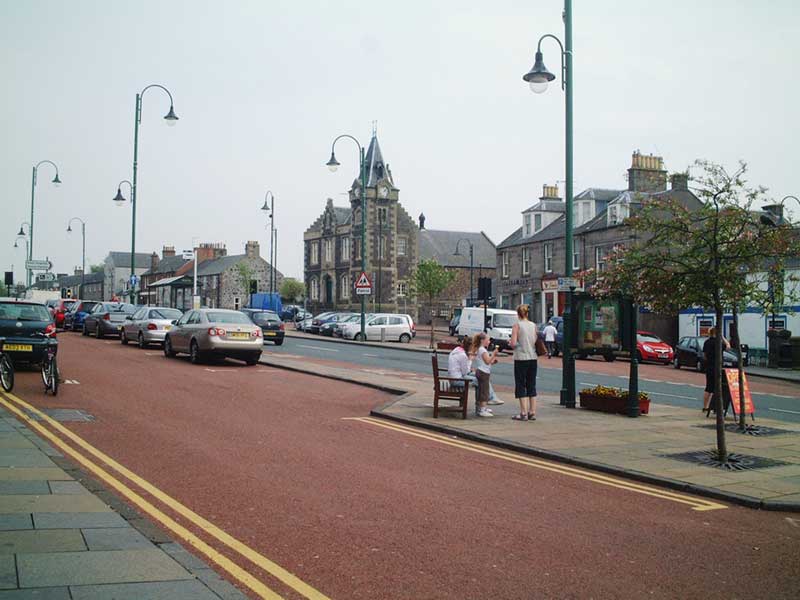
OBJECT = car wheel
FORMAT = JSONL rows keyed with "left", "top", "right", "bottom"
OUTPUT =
{"left": 137, "top": 333, "right": 147, "bottom": 349}
{"left": 164, "top": 337, "right": 176, "bottom": 358}
{"left": 355, "top": 333, "right": 365, "bottom": 342}
{"left": 120, "top": 330, "right": 128, "bottom": 345}
{"left": 673, "top": 356, "right": 680, "bottom": 369}
{"left": 245, "top": 354, "right": 260, "bottom": 366}
{"left": 695, "top": 359, "right": 704, "bottom": 372}
{"left": 399, "top": 333, "right": 411, "bottom": 343}
{"left": 82, "top": 324, "right": 88, "bottom": 336}
{"left": 189, "top": 340, "right": 202, "bottom": 364}
{"left": 274, "top": 339, "right": 284, "bottom": 346}
{"left": 95, "top": 325, "right": 103, "bottom": 339}
{"left": 576, "top": 352, "right": 587, "bottom": 360}
{"left": 636, "top": 351, "right": 643, "bottom": 364}
{"left": 603, "top": 354, "right": 616, "bottom": 362}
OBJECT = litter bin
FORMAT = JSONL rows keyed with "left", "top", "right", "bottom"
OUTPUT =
{"left": 791, "top": 337, "right": 800, "bottom": 369}
{"left": 739, "top": 344, "right": 749, "bottom": 367}
{"left": 779, "top": 342, "right": 793, "bottom": 368}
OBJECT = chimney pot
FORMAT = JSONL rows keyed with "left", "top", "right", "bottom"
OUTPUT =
{"left": 418, "top": 213, "right": 426, "bottom": 229}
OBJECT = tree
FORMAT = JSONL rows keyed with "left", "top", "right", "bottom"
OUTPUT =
{"left": 280, "top": 278, "right": 306, "bottom": 303}
{"left": 235, "top": 263, "right": 255, "bottom": 298}
{"left": 414, "top": 259, "right": 455, "bottom": 349}
{"left": 591, "top": 160, "right": 799, "bottom": 464}
{"left": 89, "top": 263, "right": 104, "bottom": 274}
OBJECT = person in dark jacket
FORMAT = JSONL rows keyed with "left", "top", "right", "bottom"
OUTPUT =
{"left": 702, "top": 327, "right": 729, "bottom": 411}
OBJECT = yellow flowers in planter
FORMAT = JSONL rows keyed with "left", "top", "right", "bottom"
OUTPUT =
{"left": 580, "top": 385, "right": 650, "bottom": 402}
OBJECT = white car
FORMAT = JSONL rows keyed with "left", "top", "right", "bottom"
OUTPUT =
{"left": 120, "top": 306, "right": 184, "bottom": 348}
{"left": 341, "top": 313, "right": 414, "bottom": 343}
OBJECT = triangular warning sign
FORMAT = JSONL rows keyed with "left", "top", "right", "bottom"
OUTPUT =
{"left": 354, "top": 271, "right": 372, "bottom": 288}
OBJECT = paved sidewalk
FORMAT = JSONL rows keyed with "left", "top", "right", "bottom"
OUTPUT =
{"left": 0, "top": 407, "right": 246, "bottom": 599}
{"left": 260, "top": 352, "right": 800, "bottom": 511}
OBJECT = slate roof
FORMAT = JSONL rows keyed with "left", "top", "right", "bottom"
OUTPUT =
{"left": 522, "top": 200, "right": 566, "bottom": 214}
{"left": 107, "top": 252, "right": 152, "bottom": 269}
{"left": 574, "top": 188, "right": 624, "bottom": 202}
{"left": 142, "top": 255, "right": 189, "bottom": 276}
{"left": 497, "top": 227, "right": 523, "bottom": 250}
{"left": 196, "top": 254, "right": 249, "bottom": 277}
{"left": 363, "top": 134, "right": 394, "bottom": 187}
{"left": 57, "top": 272, "right": 104, "bottom": 287}
{"left": 333, "top": 206, "right": 353, "bottom": 225}
{"left": 419, "top": 230, "right": 497, "bottom": 268}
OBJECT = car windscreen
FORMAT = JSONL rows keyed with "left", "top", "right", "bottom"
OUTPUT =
{"left": 151, "top": 308, "right": 182, "bottom": 320}
{"left": 252, "top": 312, "right": 280, "bottom": 323}
{"left": 63, "top": 300, "right": 76, "bottom": 308}
{"left": 637, "top": 333, "right": 662, "bottom": 343}
{"left": 81, "top": 302, "right": 99, "bottom": 313}
{"left": 492, "top": 314, "right": 517, "bottom": 328}
{"left": 206, "top": 311, "right": 252, "bottom": 324}
{"left": 0, "top": 303, "right": 52, "bottom": 322}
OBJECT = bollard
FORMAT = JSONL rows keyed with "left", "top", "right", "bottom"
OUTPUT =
{"left": 380, "top": 327, "right": 386, "bottom": 343}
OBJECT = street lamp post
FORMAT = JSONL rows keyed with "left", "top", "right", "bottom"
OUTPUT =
{"left": 260, "top": 191, "right": 276, "bottom": 296}
{"left": 120, "top": 84, "right": 178, "bottom": 304}
{"left": 66, "top": 218, "right": 86, "bottom": 298}
{"left": 523, "top": 0, "right": 576, "bottom": 408}
{"left": 327, "top": 134, "right": 367, "bottom": 341}
{"left": 453, "top": 239, "right": 475, "bottom": 307}
{"left": 28, "top": 161, "right": 61, "bottom": 288}
{"left": 112, "top": 180, "right": 134, "bottom": 299}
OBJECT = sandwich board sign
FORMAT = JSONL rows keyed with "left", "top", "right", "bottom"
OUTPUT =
{"left": 354, "top": 271, "right": 372, "bottom": 295}
{"left": 723, "top": 368, "right": 755, "bottom": 419}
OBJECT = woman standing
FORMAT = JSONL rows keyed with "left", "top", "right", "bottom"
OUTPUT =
{"left": 702, "top": 327, "right": 730, "bottom": 412}
{"left": 509, "top": 304, "right": 538, "bottom": 421}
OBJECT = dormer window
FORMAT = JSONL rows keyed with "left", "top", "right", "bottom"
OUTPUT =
{"left": 524, "top": 214, "right": 531, "bottom": 237}
{"left": 607, "top": 205, "right": 619, "bottom": 226}
{"left": 534, "top": 213, "right": 542, "bottom": 232}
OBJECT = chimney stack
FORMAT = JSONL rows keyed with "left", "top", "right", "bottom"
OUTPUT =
{"left": 627, "top": 151, "right": 667, "bottom": 193}
{"left": 540, "top": 184, "right": 561, "bottom": 201}
{"left": 762, "top": 204, "right": 784, "bottom": 223}
{"left": 195, "top": 243, "right": 227, "bottom": 264}
{"left": 150, "top": 252, "right": 159, "bottom": 272}
{"left": 74, "top": 267, "right": 83, "bottom": 277}
{"left": 245, "top": 240, "right": 260, "bottom": 259}
{"left": 418, "top": 213, "right": 426, "bottom": 229}
{"left": 162, "top": 246, "right": 176, "bottom": 258}
{"left": 670, "top": 173, "right": 689, "bottom": 191}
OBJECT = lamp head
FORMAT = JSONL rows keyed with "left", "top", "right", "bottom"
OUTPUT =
{"left": 261, "top": 200, "right": 270, "bottom": 212}
{"left": 523, "top": 51, "right": 556, "bottom": 94}
{"left": 52, "top": 173, "right": 62, "bottom": 186}
{"left": 13, "top": 241, "right": 18, "bottom": 248}
{"left": 453, "top": 248, "right": 462, "bottom": 257}
{"left": 67, "top": 224, "right": 72, "bottom": 233}
{"left": 17, "top": 226, "right": 25, "bottom": 236}
{"left": 326, "top": 152, "right": 340, "bottom": 172}
{"left": 164, "top": 105, "right": 179, "bottom": 126}
{"left": 113, "top": 188, "right": 126, "bottom": 206}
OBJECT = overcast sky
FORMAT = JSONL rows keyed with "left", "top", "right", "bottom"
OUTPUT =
{"left": 2, "top": 0, "right": 798, "bottom": 284}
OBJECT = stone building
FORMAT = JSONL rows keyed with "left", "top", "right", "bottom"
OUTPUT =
{"left": 304, "top": 133, "right": 418, "bottom": 315}
{"left": 496, "top": 151, "right": 702, "bottom": 342}
{"left": 139, "top": 246, "right": 190, "bottom": 306}
{"left": 56, "top": 269, "right": 104, "bottom": 301}
{"left": 103, "top": 251, "right": 152, "bottom": 300}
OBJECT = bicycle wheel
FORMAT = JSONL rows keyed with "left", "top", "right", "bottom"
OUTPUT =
{"left": 49, "top": 357, "right": 58, "bottom": 396}
{"left": 0, "top": 354, "right": 13, "bottom": 392}
{"left": 41, "top": 357, "right": 51, "bottom": 391}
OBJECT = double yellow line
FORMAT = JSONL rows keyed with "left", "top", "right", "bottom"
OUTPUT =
{"left": 349, "top": 416, "right": 727, "bottom": 512}
{"left": 0, "top": 391, "right": 330, "bottom": 600}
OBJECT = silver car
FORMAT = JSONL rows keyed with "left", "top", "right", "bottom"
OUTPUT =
{"left": 163, "top": 308, "right": 262, "bottom": 365}
{"left": 120, "top": 306, "right": 184, "bottom": 348}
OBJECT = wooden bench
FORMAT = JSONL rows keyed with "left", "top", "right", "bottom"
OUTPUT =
{"left": 431, "top": 353, "right": 470, "bottom": 419}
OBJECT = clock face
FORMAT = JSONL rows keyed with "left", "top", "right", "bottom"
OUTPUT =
{"left": 379, "top": 186, "right": 389, "bottom": 198}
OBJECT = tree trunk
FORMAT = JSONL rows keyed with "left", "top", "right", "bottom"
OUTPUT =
{"left": 714, "top": 306, "right": 727, "bottom": 463}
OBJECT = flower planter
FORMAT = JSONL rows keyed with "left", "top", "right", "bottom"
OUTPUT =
{"left": 579, "top": 392, "right": 650, "bottom": 415}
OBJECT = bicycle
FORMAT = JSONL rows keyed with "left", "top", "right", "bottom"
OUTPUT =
{"left": 31, "top": 332, "right": 59, "bottom": 396}
{"left": 0, "top": 338, "right": 14, "bottom": 393}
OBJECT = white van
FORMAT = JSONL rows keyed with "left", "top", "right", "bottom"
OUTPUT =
{"left": 456, "top": 307, "right": 518, "bottom": 350}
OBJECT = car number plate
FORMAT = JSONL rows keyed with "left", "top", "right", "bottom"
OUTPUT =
{"left": 4, "top": 344, "right": 32, "bottom": 352}
{"left": 117, "top": 325, "right": 122, "bottom": 330}
{"left": 164, "top": 325, "right": 171, "bottom": 330}
{"left": 229, "top": 332, "right": 248, "bottom": 339}
{"left": 265, "top": 332, "right": 276, "bottom": 337}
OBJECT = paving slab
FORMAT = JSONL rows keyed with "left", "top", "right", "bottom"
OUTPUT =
{"left": 0, "top": 483, "right": 50, "bottom": 496}
{"left": 0, "top": 515, "right": 32, "bottom": 532}
{"left": 0, "top": 469, "right": 71, "bottom": 482}
{"left": 69, "top": 579, "right": 223, "bottom": 600}
{"left": 16, "top": 549, "right": 193, "bottom": 588}
{"left": 0, "top": 530, "right": 85, "bottom": 554}
{"left": 47, "top": 481, "right": 89, "bottom": 495}
{"left": 193, "top": 568, "right": 249, "bottom": 600}
{"left": 0, "top": 587, "right": 71, "bottom": 599}
{"left": 0, "top": 451, "right": 57, "bottom": 469}
{"left": 0, "top": 555, "right": 16, "bottom": 589}
{"left": 33, "top": 513, "right": 127, "bottom": 530}
{"left": 159, "top": 542, "right": 211, "bottom": 571}
{"left": 0, "top": 495, "right": 109, "bottom": 515}
{"left": 0, "top": 436, "right": 36, "bottom": 450}
{"left": 81, "top": 527, "right": 152, "bottom": 551}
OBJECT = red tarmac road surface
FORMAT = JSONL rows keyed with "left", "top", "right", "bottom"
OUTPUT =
{"left": 10, "top": 335, "right": 800, "bottom": 599}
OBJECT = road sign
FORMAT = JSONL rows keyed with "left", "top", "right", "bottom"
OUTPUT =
{"left": 25, "top": 259, "right": 52, "bottom": 271}
{"left": 354, "top": 271, "right": 372, "bottom": 295}
{"left": 557, "top": 277, "right": 581, "bottom": 291}
{"left": 36, "top": 272, "right": 56, "bottom": 282}
{"left": 129, "top": 274, "right": 139, "bottom": 288}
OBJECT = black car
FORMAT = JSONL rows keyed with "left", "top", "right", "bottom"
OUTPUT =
{"left": 307, "top": 312, "right": 340, "bottom": 335}
{"left": 673, "top": 336, "right": 739, "bottom": 371}
{"left": 82, "top": 302, "right": 136, "bottom": 338}
{"left": 240, "top": 309, "right": 285, "bottom": 345}
{"left": 0, "top": 299, "right": 56, "bottom": 365}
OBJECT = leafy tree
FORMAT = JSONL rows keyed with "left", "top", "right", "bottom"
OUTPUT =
{"left": 414, "top": 259, "right": 455, "bottom": 349}
{"left": 235, "top": 263, "right": 255, "bottom": 297}
{"left": 89, "top": 263, "right": 104, "bottom": 273}
{"left": 590, "top": 160, "right": 798, "bottom": 463}
{"left": 280, "top": 278, "right": 306, "bottom": 303}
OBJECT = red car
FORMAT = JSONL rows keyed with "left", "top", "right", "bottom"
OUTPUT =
{"left": 636, "top": 331, "right": 674, "bottom": 364}
{"left": 48, "top": 299, "right": 77, "bottom": 329}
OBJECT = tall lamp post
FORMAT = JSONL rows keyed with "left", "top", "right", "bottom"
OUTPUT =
{"left": 453, "top": 238, "right": 475, "bottom": 307}
{"left": 28, "top": 160, "right": 62, "bottom": 288}
{"left": 523, "top": 0, "right": 576, "bottom": 408}
{"left": 14, "top": 234, "right": 29, "bottom": 291}
{"left": 260, "top": 191, "right": 276, "bottom": 296}
{"left": 326, "top": 134, "right": 367, "bottom": 341}
{"left": 112, "top": 180, "right": 134, "bottom": 299}
{"left": 66, "top": 218, "right": 86, "bottom": 298}
{"left": 120, "top": 84, "right": 179, "bottom": 304}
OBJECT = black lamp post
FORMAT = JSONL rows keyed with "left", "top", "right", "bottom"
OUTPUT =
{"left": 453, "top": 239, "right": 474, "bottom": 307}
{"left": 261, "top": 191, "right": 276, "bottom": 296}
{"left": 28, "top": 161, "right": 61, "bottom": 287}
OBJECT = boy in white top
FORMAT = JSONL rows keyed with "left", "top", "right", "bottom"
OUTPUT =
{"left": 543, "top": 321, "right": 558, "bottom": 358}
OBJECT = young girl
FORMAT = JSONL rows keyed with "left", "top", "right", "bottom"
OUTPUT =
{"left": 472, "top": 332, "right": 499, "bottom": 418}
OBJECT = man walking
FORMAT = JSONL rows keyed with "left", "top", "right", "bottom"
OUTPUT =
{"left": 543, "top": 320, "right": 558, "bottom": 358}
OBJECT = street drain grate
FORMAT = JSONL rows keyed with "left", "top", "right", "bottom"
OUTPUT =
{"left": 662, "top": 449, "right": 790, "bottom": 471}
{"left": 22, "top": 408, "right": 95, "bottom": 423}
{"left": 694, "top": 424, "right": 798, "bottom": 437}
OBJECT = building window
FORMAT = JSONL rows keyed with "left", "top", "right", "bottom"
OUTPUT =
{"left": 310, "top": 278, "right": 319, "bottom": 300}
{"left": 572, "top": 244, "right": 580, "bottom": 271}
{"left": 378, "top": 235, "right": 387, "bottom": 259}
{"left": 396, "top": 281, "right": 408, "bottom": 297}
{"left": 595, "top": 246, "right": 608, "bottom": 272}
{"left": 354, "top": 238, "right": 362, "bottom": 260}
{"left": 523, "top": 214, "right": 531, "bottom": 237}
{"left": 544, "top": 243, "right": 552, "bottom": 273}
{"left": 502, "top": 252, "right": 509, "bottom": 278}
{"left": 607, "top": 205, "right": 620, "bottom": 226}
{"left": 522, "top": 247, "right": 530, "bottom": 275}
{"left": 234, "top": 297, "right": 241, "bottom": 310}
{"left": 324, "top": 239, "right": 333, "bottom": 263}
{"left": 340, "top": 237, "right": 350, "bottom": 261}
{"left": 582, "top": 202, "right": 591, "bottom": 225}
{"left": 534, "top": 213, "right": 542, "bottom": 232}
{"left": 310, "top": 242, "right": 319, "bottom": 265}
{"left": 397, "top": 237, "right": 407, "bottom": 256}
{"left": 377, "top": 207, "right": 388, "bottom": 223}
{"left": 340, "top": 274, "right": 350, "bottom": 299}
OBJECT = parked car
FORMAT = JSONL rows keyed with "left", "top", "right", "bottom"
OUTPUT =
{"left": 320, "top": 312, "right": 357, "bottom": 337}
{"left": 537, "top": 316, "right": 564, "bottom": 357}
{"left": 340, "top": 313, "right": 414, "bottom": 342}
{"left": 240, "top": 309, "right": 285, "bottom": 345}
{"left": 673, "top": 336, "right": 740, "bottom": 371}
{"left": 280, "top": 305, "right": 302, "bottom": 321}
{"left": 163, "top": 308, "right": 262, "bottom": 365}
{"left": 636, "top": 331, "right": 674, "bottom": 364}
{"left": 293, "top": 309, "right": 312, "bottom": 322}
{"left": 64, "top": 300, "right": 99, "bottom": 332}
{"left": 82, "top": 302, "right": 136, "bottom": 338}
{"left": 333, "top": 313, "right": 362, "bottom": 337}
{"left": 449, "top": 313, "right": 461, "bottom": 336}
{"left": 47, "top": 299, "right": 76, "bottom": 329}
{"left": 0, "top": 299, "right": 56, "bottom": 365}
{"left": 307, "top": 312, "right": 340, "bottom": 335}
{"left": 120, "top": 306, "right": 184, "bottom": 348}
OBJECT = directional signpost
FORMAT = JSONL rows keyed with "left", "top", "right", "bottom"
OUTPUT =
{"left": 354, "top": 271, "right": 372, "bottom": 296}
{"left": 557, "top": 276, "right": 582, "bottom": 292}
{"left": 25, "top": 259, "right": 52, "bottom": 272}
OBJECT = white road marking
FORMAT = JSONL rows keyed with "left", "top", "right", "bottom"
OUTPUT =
{"left": 363, "top": 353, "right": 380, "bottom": 358}
{"left": 646, "top": 391, "right": 699, "bottom": 401}
{"left": 786, "top": 517, "right": 800, "bottom": 528}
{"left": 144, "top": 352, "right": 161, "bottom": 356}
{"left": 63, "top": 379, "right": 80, "bottom": 385}
{"left": 768, "top": 407, "right": 800, "bottom": 415}
{"left": 203, "top": 368, "right": 239, "bottom": 373}
{"left": 770, "top": 394, "right": 799, "bottom": 400}
{"left": 297, "top": 345, "right": 339, "bottom": 353}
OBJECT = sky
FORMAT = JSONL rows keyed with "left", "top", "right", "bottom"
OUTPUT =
{"left": 1, "top": 0, "right": 799, "bottom": 285}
